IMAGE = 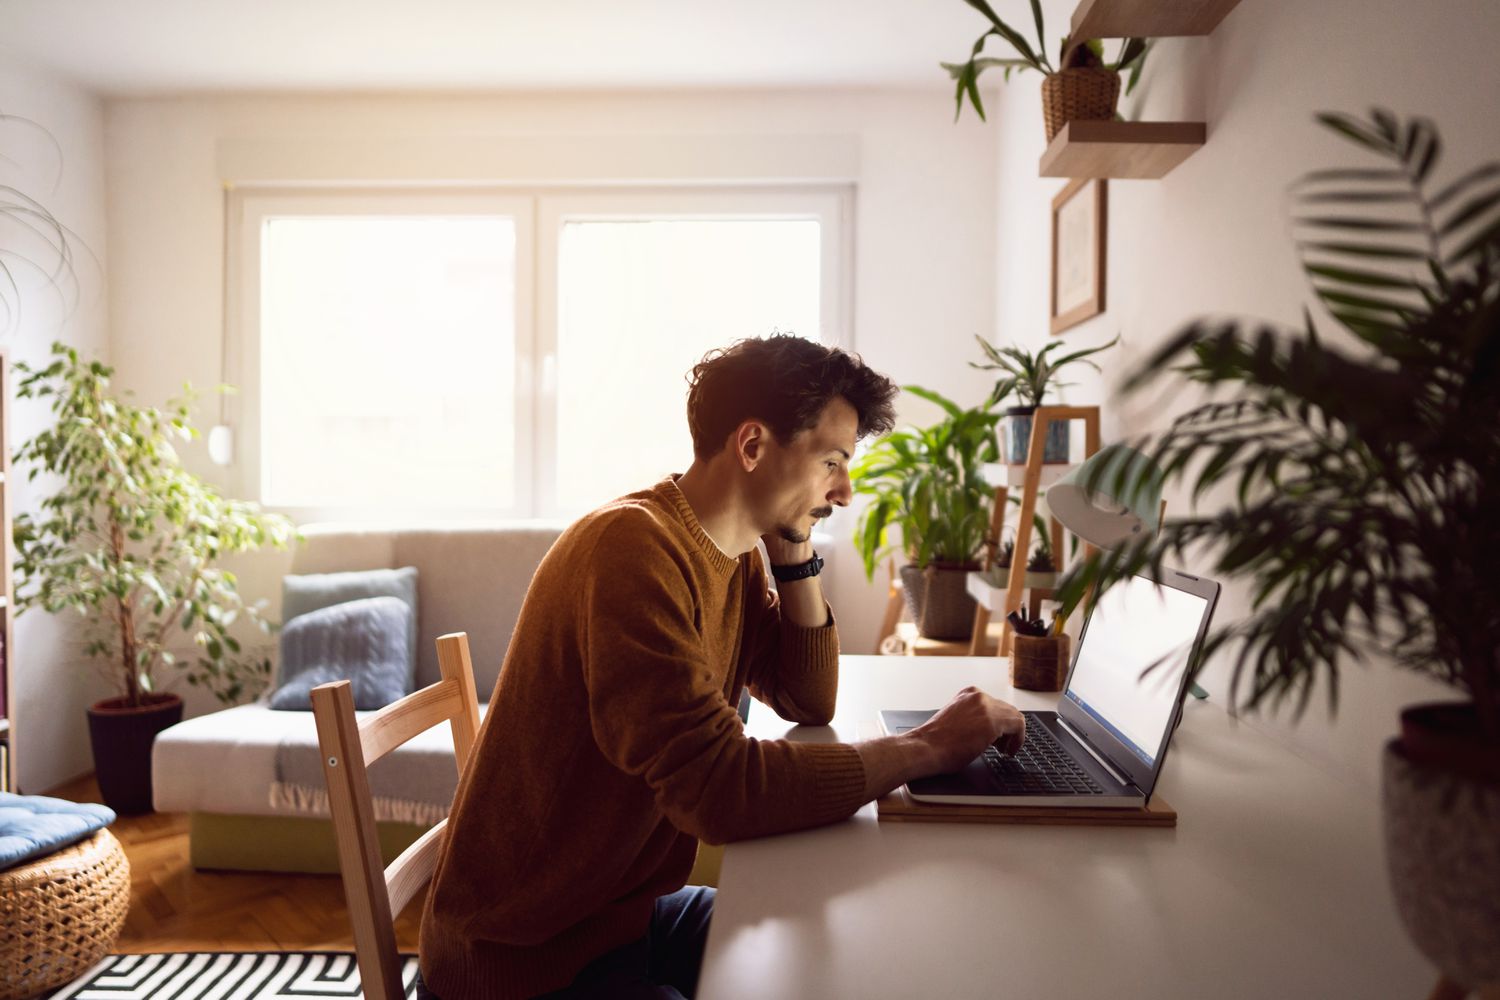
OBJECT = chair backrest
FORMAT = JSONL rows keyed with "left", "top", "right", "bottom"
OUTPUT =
{"left": 311, "top": 631, "right": 482, "bottom": 1000}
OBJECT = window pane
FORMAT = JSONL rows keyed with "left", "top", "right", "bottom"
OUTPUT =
{"left": 555, "top": 219, "right": 821, "bottom": 515}
{"left": 260, "top": 216, "right": 517, "bottom": 510}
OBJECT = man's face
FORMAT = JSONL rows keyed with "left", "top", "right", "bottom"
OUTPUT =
{"left": 755, "top": 396, "right": 859, "bottom": 545}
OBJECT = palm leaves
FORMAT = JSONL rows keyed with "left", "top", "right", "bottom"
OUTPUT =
{"left": 971, "top": 333, "right": 1119, "bottom": 408}
{"left": 1055, "top": 108, "right": 1500, "bottom": 740}
{"left": 851, "top": 386, "right": 1000, "bottom": 579}
{"left": 941, "top": 0, "right": 1148, "bottom": 123}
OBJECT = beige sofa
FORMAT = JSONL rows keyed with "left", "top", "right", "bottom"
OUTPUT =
{"left": 151, "top": 522, "right": 565, "bottom": 873}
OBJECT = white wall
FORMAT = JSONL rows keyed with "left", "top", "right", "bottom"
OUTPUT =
{"left": 0, "top": 61, "right": 110, "bottom": 793}
{"left": 989, "top": 0, "right": 1499, "bottom": 787}
{"left": 102, "top": 88, "right": 1000, "bottom": 711}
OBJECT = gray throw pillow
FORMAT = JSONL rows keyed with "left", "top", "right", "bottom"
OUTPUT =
{"left": 271, "top": 596, "right": 414, "bottom": 711}
{"left": 282, "top": 566, "right": 418, "bottom": 685}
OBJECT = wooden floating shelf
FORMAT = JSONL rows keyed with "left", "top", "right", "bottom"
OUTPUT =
{"left": 1072, "top": 0, "right": 1243, "bottom": 40}
{"left": 1040, "top": 120, "right": 1206, "bottom": 179}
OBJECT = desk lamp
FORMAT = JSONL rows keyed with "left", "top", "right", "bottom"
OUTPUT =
{"left": 1048, "top": 444, "right": 1208, "bottom": 700}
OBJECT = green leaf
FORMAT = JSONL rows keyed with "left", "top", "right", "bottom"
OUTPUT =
{"left": 1316, "top": 112, "right": 1396, "bottom": 154}
{"left": 1302, "top": 263, "right": 1419, "bottom": 290}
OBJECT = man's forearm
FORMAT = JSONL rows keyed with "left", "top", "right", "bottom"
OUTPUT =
{"left": 854, "top": 733, "right": 942, "bottom": 801}
{"left": 776, "top": 576, "right": 831, "bottom": 627}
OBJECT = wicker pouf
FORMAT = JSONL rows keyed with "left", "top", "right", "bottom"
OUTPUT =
{"left": 0, "top": 828, "right": 131, "bottom": 1000}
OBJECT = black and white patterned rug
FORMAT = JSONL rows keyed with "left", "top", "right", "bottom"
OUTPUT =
{"left": 46, "top": 951, "right": 418, "bottom": 999}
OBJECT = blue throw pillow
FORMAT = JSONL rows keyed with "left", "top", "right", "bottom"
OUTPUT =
{"left": 0, "top": 792, "right": 116, "bottom": 871}
{"left": 282, "top": 566, "right": 418, "bottom": 685}
{"left": 271, "top": 596, "right": 413, "bottom": 711}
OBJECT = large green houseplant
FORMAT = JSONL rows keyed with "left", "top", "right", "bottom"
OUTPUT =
{"left": 1056, "top": 109, "right": 1500, "bottom": 992}
{"left": 972, "top": 333, "right": 1117, "bottom": 465}
{"left": 943, "top": 0, "right": 1147, "bottom": 139}
{"left": 852, "top": 386, "right": 999, "bottom": 640}
{"left": 13, "top": 343, "right": 296, "bottom": 813}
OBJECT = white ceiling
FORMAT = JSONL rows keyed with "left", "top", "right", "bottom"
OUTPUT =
{"left": 0, "top": 0, "right": 994, "bottom": 97}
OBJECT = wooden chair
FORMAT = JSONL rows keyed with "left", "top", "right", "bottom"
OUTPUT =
{"left": 311, "top": 632, "right": 482, "bottom": 1000}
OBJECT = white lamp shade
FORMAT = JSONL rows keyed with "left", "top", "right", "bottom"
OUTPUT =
{"left": 1047, "top": 444, "right": 1164, "bottom": 549}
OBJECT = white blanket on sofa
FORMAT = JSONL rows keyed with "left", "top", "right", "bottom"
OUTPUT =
{"left": 153, "top": 700, "right": 479, "bottom": 824}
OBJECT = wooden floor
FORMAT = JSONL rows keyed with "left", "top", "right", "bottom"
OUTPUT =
{"left": 48, "top": 774, "right": 423, "bottom": 954}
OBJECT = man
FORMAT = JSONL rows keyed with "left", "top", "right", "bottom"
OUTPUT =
{"left": 420, "top": 335, "right": 1025, "bottom": 999}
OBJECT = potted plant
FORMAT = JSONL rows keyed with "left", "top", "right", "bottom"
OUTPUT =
{"left": 972, "top": 333, "right": 1118, "bottom": 465}
{"left": 1024, "top": 541, "right": 1057, "bottom": 590}
{"left": 942, "top": 0, "right": 1147, "bottom": 140}
{"left": 13, "top": 343, "right": 296, "bottom": 814}
{"left": 853, "top": 386, "right": 999, "bottom": 640}
{"left": 1055, "top": 108, "right": 1500, "bottom": 993}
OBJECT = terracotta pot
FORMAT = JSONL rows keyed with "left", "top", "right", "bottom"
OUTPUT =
{"left": 899, "top": 563, "right": 979, "bottom": 641}
{"left": 1382, "top": 702, "right": 1500, "bottom": 993}
{"left": 86, "top": 692, "right": 183, "bottom": 815}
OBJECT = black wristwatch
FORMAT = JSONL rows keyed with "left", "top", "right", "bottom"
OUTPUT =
{"left": 770, "top": 550, "right": 824, "bottom": 582}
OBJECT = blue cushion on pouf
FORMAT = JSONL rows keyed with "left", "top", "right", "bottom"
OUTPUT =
{"left": 271, "top": 595, "right": 414, "bottom": 711}
{"left": 0, "top": 792, "right": 115, "bottom": 871}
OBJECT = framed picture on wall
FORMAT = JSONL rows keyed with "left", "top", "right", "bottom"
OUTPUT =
{"left": 1050, "top": 177, "right": 1106, "bottom": 335}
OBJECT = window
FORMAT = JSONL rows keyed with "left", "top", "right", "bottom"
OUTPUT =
{"left": 235, "top": 187, "right": 848, "bottom": 520}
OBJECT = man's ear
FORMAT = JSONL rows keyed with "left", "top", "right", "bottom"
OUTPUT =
{"left": 733, "top": 420, "right": 768, "bottom": 472}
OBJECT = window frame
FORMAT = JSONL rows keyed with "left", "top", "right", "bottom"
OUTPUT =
{"left": 232, "top": 183, "right": 851, "bottom": 521}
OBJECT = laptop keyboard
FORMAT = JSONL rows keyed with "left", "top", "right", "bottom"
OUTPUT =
{"left": 983, "top": 713, "right": 1105, "bottom": 794}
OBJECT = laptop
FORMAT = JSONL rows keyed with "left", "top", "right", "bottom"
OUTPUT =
{"left": 880, "top": 567, "right": 1219, "bottom": 808}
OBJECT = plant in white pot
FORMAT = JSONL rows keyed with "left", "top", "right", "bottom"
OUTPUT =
{"left": 1055, "top": 108, "right": 1500, "bottom": 995}
{"left": 13, "top": 343, "right": 296, "bottom": 814}
{"left": 852, "top": 386, "right": 999, "bottom": 640}
{"left": 941, "top": 0, "right": 1148, "bottom": 140}
{"left": 972, "top": 334, "right": 1118, "bottom": 466}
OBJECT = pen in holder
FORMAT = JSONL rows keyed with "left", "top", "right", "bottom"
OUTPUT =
{"left": 1010, "top": 634, "right": 1071, "bottom": 692}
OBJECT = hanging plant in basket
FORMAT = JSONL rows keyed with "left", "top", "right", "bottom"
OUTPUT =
{"left": 942, "top": 0, "right": 1148, "bottom": 140}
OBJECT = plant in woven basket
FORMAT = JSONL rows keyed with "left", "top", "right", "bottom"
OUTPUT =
{"left": 1051, "top": 108, "right": 1500, "bottom": 989}
{"left": 13, "top": 342, "right": 297, "bottom": 707}
{"left": 941, "top": 0, "right": 1147, "bottom": 132}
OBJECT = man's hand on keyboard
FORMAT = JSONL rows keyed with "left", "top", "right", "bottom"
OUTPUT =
{"left": 911, "top": 687, "right": 1026, "bottom": 775}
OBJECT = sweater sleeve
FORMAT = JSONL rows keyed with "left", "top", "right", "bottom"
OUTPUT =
{"left": 579, "top": 518, "right": 866, "bottom": 845}
{"left": 739, "top": 550, "right": 842, "bottom": 726}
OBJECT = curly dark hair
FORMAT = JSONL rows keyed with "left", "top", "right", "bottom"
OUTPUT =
{"left": 686, "top": 335, "right": 898, "bottom": 461}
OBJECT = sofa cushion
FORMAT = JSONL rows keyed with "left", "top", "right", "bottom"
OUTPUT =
{"left": 282, "top": 566, "right": 418, "bottom": 681}
{"left": 271, "top": 595, "right": 413, "bottom": 711}
{"left": 0, "top": 792, "right": 116, "bottom": 871}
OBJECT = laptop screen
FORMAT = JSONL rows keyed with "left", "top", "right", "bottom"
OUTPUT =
{"left": 1063, "top": 574, "right": 1211, "bottom": 768}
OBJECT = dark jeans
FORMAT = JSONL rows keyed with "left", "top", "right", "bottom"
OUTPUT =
{"left": 415, "top": 886, "right": 716, "bottom": 1000}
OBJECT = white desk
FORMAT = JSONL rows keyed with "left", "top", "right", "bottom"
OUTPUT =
{"left": 700, "top": 656, "right": 1432, "bottom": 999}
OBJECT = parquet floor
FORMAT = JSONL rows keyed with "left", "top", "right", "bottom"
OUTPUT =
{"left": 48, "top": 774, "right": 422, "bottom": 954}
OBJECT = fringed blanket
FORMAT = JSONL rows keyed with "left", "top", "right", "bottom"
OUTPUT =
{"left": 269, "top": 729, "right": 459, "bottom": 827}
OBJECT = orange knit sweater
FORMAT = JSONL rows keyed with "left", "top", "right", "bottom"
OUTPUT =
{"left": 420, "top": 477, "right": 869, "bottom": 998}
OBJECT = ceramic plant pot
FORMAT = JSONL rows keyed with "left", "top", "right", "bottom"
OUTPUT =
{"left": 1382, "top": 702, "right": 1500, "bottom": 994}
{"left": 86, "top": 692, "right": 183, "bottom": 815}
{"left": 1003, "top": 408, "right": 1070, "bottom": 465}
{"left": 899, "top": 564, "right": 980, "bottom": 641}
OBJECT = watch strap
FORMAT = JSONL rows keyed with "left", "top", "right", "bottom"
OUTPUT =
{"left": 770, "top": 550, "right": 824, "bottom": 582}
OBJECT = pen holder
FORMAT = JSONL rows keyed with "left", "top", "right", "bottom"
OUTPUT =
{"left": 1011, "top": 634, "right": 1071, "bottom": 692}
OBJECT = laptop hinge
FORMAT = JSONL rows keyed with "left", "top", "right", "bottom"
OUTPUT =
{"left": 1057, "top": 716, "right": 1135, "bottom": 789}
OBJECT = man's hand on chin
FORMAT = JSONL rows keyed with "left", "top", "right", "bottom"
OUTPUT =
{"left": 761, "top": 534, "right": 813, "bottom": 567}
